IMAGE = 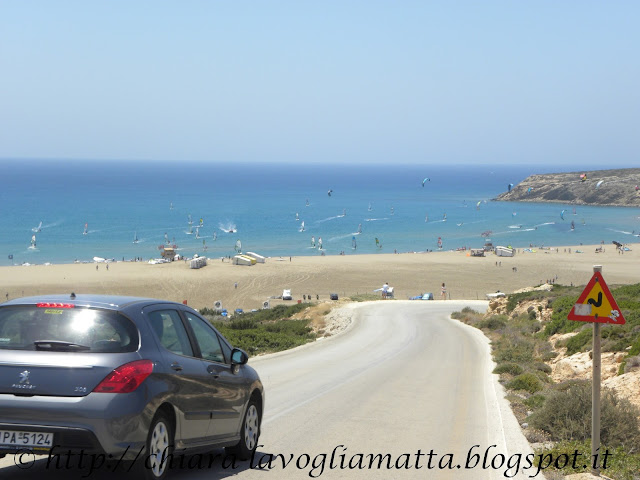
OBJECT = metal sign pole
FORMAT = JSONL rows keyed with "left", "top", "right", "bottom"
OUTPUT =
{"left": 592, "top": 265, "right": 602, "bottom": 476}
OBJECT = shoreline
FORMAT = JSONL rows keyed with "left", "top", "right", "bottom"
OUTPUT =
{"left": 1, "top": 243, "right": 636, "bottom": 311}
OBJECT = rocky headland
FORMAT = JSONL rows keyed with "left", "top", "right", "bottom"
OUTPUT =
{"left": 494, "top": 168, "right": 640, "bottom": 207}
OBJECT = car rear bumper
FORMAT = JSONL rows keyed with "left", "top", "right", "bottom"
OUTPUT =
{"left": 0, "top": 392, "right": 151, "bottom": 458}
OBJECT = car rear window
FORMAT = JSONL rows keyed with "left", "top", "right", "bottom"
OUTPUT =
{"left": 0, "top": 306, "right": 139, "bottom": 352}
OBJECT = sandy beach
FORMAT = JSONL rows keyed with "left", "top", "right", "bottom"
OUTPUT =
{"left": 1, "top": 244, "right": 636, "bottom": 311}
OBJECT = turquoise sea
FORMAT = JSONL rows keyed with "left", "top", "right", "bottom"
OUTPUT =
{"left": 1, "top": 160, "right": 639, "bottom": 265}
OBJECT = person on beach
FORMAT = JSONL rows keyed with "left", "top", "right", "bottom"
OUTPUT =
{"left": 382, "top": 282, "right": 389, "bottom": 299}
{"left": 441, "top": 283, "right": 446, "bottom": 300}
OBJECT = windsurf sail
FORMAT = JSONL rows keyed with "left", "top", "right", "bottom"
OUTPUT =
{"left": 170, "top": 202, "right": 173, "bottom": 210}
{"left": 442, "top": 213, "right": 447, "bottom": 221}
{"left": 425, "top": 214, "right": 428, "bottom": 222}
{"left": 368, "top": 202, "right": 372, "bottom": 211}
{"left": 199, "top": 218, "right": 204, "bottom": 227}
{"left": 133, "top": 231, "right": 139, "bottom": 244}
{"left": 212, "top": 232, "right": 217, "bottom": 241}
{"left": 83, "top": 223, "right": 88, "bottom": 235}
{"left": 476, "top": 201, "right": 482, "bottom": 209}
{"left": 390, "top": 207, "right": 394, "bottom": 215}
{"left": 195, "top": 227, "right": 200, "bottom": 239}
{"left": 318, "top": 237, "right": 323, "bottom": 249}
{"left": 234, "top": 240, "right": 242, "bottom": 253}
{"left": 188, "top": 214, "right": 193, "bottom": 225}
{"left": 30, "top": 235, "right": 36, "bottom": 248}
{"left": 375, "top": 237, "right": 381, "bottom": 249}
{"left": 299, "top": 221, "right": 305, "bottom": 232}
{"left": 203, "top": 239, "right": 207, "bottom": 250}
{"left": 306, "top": 199, "right": 310, "bottom": 207}
{"left": 437, "top": 237, "right": 443, "bottom": 249}
{"left": 571, "top": 221, "right": 575, "bottom": 230}
{"left": 311, "top": 236, "right": 315, "bottom": 247}
{"left": 352, "top": 236, "right": 357, "bottom": 249}
{"left": 327, "top": 189, "right": 333, "bottom": 197}
{"left": 296, "top": 213, "right": 299, "bottom": 221}
{"left": 357, "top": 223, "right": 362, "bottom": 234}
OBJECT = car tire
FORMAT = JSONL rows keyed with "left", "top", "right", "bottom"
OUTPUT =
{"left": 225, "top": 399, "right": 260, "bottom": 461}
{"left": 141, "top": 412, "right": 174, "bottom": 480}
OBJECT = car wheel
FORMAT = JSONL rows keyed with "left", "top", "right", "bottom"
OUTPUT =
{"left": 226, "top": 399, "right": 260, "bottom": 460}
{"left": 143, "top": 412, "right": 174, "bottom": 480}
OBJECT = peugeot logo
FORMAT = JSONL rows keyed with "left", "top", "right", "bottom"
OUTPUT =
{"left": 12, "top": 370, "right": 36, "bottom": 390}
{"left": 18, "top": 370, "right": 30, "bottom": 384}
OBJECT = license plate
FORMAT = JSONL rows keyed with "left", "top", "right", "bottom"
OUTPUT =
{"left": 0, "top": 430, "right": 53, "bottom": 448}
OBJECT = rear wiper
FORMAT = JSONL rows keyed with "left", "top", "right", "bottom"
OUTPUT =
{"left": 33, "top": 340, "right": 91, "bottom": 351}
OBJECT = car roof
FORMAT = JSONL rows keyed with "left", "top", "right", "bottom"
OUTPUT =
{"left": 2, "top": 294, "right": 181, "bottom": 311}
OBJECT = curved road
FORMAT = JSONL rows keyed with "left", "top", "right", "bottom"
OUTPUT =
{"left": 1, "top": 301, "right": 542, "bottom": 479}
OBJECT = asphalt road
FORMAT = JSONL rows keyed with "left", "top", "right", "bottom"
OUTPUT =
{"left": 0, "top": 301, "right": 545, "bottom": 480}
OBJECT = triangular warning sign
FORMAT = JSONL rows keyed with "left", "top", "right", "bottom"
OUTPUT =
{"left": 567, "top": 271, "right": 625, "bottom": 324}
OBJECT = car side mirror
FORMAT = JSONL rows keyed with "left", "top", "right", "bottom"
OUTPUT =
{"left": 231, "top": 348, "right": 249, "bottom": 365}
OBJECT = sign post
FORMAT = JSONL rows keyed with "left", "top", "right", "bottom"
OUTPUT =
{"left": 567, "top": 265, "right": 625, "bottom": 477}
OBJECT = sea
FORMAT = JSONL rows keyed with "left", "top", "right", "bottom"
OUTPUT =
{"left": 2, "top": 160, "right": 639, "bottom": 266}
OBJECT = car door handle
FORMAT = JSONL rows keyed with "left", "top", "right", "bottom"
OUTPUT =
{"left": 206, "top": 365, "right": 220, "bottom": 378}
{"left": 170, "top": 363, "right": 183, "bottom": 372}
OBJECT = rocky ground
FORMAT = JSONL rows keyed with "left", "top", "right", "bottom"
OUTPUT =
{"left": 494, "top": 168, "right": 640, "bottom": 207}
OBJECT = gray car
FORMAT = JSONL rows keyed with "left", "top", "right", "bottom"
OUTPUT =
{"left": 0, "top": 294, "right": 264, "bottom": 479}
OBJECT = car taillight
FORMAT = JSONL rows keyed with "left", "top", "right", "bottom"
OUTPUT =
{"left": 93, "top": 360, "right": 153, "bottom": 393}
{"left": 37, "top": 302, "right": 75, "bottom": 308}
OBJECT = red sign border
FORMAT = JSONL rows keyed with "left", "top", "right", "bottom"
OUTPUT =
{"left": 567, "top": 271, "right": 626, "bottom": 325}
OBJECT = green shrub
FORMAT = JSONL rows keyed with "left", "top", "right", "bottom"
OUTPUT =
{"left": 533, "top": 362, "right": 552, "bottom": 374}
{"left": 524, "top": 394, "right": 546, "bottom": 409}
{"left": 479, "top": 316, "right": 507, "bottom": 330}
{"left": 564, "top": 328, "right": 592, "bottom": 355}
{"left": 529, "top": 381, "right": 640, "bottom": 450}
{"left": 493, "top": 363, "right": 524, "bottom": 376}
{"left": 506, "top": 373, "right": 543, "bottom": 393}
{"left": 493, "top": 334, "right": 535, "bottom": 363}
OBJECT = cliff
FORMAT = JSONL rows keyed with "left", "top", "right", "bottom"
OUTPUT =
{"left": 494, "top": 168, "right": 640, "bottom": 207}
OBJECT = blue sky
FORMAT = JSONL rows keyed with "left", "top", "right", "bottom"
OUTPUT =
{"left": 1, "top": 1, "right": 638, "bottom": 166}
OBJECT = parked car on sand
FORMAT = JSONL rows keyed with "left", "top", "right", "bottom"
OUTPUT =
{"left": 0, "top": 294, "right": 264, "bottom": 480}
{"left": 282, "top": 289, "right": 292, "bottom": 300}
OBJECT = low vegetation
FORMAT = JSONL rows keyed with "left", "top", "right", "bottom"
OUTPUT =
{"left": 453, "top": 282, "right": 640, "bottom": 480}
{"left": 201, "top": 303, "right": 317, "bottom": 356}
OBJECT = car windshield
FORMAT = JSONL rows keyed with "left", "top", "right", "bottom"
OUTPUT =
{"left": 0, "top": 306, "right": 138, "bottom": 352}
